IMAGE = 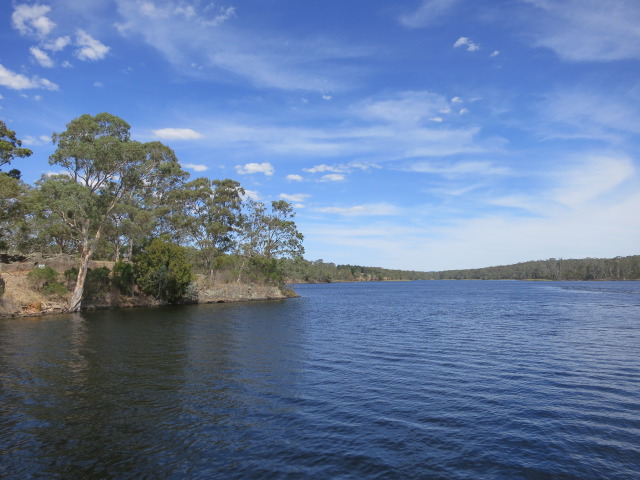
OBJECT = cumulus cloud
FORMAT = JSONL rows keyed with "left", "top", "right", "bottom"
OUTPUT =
{"left": 454, "top": 37, "right": 480, "bottom": 51}
{"left": 183, "top": 163, "right": 209, "bottom": 172}
{"left": 354, "top": 91, "right": 451, "bottom": 125}
{"left": 30, "top": 46, "right": 54, "bottom": 68}
{"left": 319, "top": 173, "right": 346, "bottom": 182}
{"left": 75, "top": 30, "right": 110, "bottom": 61}
{"left": 44, "top": 36, "right": 71, "bottom": 52}
{"left": 280, "top": 193, "right": 310, "bottom": 203}
{"left": 235, "top": 162, "right": 275, "bottom": 176}
{"left": 398, "top": 0, "right": 460, "bottom": 28}
{"left": 0, "top": 63, "right": 58, "bottom": 90}
{"left": 304, "top": 164, "right": 344, "bottom": 174}
{"left": 12, "top": 4, "right": 56, "bottom": 36}
{"left": 286, "top": 174, "right": 304, "bottom": 182}
{"left": 152, "top": 128, "right": 203, "bottom": 140}
{"left": 242, "top": 189, "right": 261, "bottom": 201}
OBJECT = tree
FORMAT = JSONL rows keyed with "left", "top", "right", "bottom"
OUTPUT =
{"left": 1, "top": 120, "right": 32, "bottom": 170}
{"left": 47, "top": 113, "right": 187, "bottom": 311}
{"left": 239, "top": 200, "right": 304, "bottom": 259}
{"left": 176, "top": 177, "right": 245, "bottom": 276}
{"left": 0, "top": 173, "right": 29, "bottom": 252}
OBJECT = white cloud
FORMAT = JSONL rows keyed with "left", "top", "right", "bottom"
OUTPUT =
{"left": 523, "top": 0, "right": 640, "bottom": 61}
{"left": 75, "top": 30, "right": 110, "bottom": 61}
{"left": 201, "top": 6, "right": 236, "bottom": 27}
{"left": 320, "top": 173, "right": 346, "bottom": 182}
{"left": 30, "top": 47, "right": 54, "bottom": 68}
{"left": 286, "top": 174, "right": 304, "bottom": 182}
{"left": 322, "top": 95, "right": 333, "bottom": 101}
{"left": 450, "top": 96, "right": 463, "bottom": 104}
{"left": 12, "top": 4, "right": 56, "bottom": 37}
{"left": 304, "top": 164, "right": 344, "bottom": 174}
{"left": 552, "top": 155, "right": 635, "bottom": 208}
{"left": 242, "top": 189, "right": 261, "bottom": 201}
{"left": 183, "top": 163, "right": 209, "bottom": 172}
{"left": 152, "top": 128, "right": 203, "bottom": 140}
{"left": 354, "top": 91, "right": 450, "bottom": 125}
{"left": 279, "top": 193, "right": 310, "bottom": 203}
{"left": 235, "top": 162, "right": 275, "bottom": 176}
{"left": 0, "top": 63, "right": 58, "bottom": 90}
{"left": 538, "top": 88, "right": 640, "bottom": 140}
{"left": 93, "top": 81, "right": 103, "bottom": 87}
{"left": 454, "top": 37, "right": 480, "bottom": 52}
{"left": 405, "top": 160, "right": 511, "bottom": 177}
{"left": 314, "top": 203, "right": 399, "bottom": 216}
{"left": 113, "top": 0, "right": 367, "bottom": 91}
{"left": 399, "top": 0, "right": 460, "bottom": 28}
{"left": 490, "top": 50, "right": 500, "bottom": 57}
{"left": 44, "top": 36, "right": 71, "bottom": 52}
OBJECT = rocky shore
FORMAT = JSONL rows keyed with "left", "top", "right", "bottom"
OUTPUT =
{"left": 0, "top": 254, "right": 296, "bottom": 318}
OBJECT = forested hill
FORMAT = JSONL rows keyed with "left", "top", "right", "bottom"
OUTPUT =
{"left": 284, "top": 255, "right": 640, "bottom": 283}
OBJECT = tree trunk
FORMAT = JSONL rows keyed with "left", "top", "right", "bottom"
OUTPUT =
{"left": 68, "top": 247, "right": 91, "bottom": 312}
{"left": 68, "top": 225, "right": 100, "bottom": 312}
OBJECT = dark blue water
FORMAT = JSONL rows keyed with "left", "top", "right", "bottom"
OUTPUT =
{"left": 1, "top": 281, "right": 640, "bottom": 479}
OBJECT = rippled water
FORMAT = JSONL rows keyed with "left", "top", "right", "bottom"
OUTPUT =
{"left": 1, "top": 281, "right": 640, "bottom": 479}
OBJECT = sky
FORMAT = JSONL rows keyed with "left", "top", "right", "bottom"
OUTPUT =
{"left": 1, "top": 0, "right": 639, "bottom": 271}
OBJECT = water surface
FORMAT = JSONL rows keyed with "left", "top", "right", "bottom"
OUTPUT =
{"left": 1, "top": 281, "right": 639, "bottom": 479}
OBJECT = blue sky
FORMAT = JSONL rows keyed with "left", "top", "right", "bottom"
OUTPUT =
{"left": 2, "top": 0, "right": 639, "bottom": 271}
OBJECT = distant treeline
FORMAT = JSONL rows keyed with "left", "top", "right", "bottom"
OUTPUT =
{"left": 283, "top": 255, "right": 640, "bottom": 283}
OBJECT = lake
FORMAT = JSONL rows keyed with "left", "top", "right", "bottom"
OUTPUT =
{"left": 1, "top": 281, "right": 640, "bottom": 479}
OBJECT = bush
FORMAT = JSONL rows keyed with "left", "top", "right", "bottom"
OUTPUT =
{"left": 42, "top": 282, "right": 68, "bottom": 299}
{"left": 64, "top": 267, "right": 78, "bottom": 289}
{"left": 112, "top": 261, "right": 135, "bottom": 295}
{"left": 134, "top": 239, "right": 194, "bottom": 304}
{"left": 27, "top": 266, "right": 59, "bottom": 291}
{"left": 84, "top": 267, "right": 111, "bottom": 300}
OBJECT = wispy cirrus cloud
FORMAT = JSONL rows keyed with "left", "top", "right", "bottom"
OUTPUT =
{"left": 398, "top": 0, "right": 460, "bottom": 28}
{"left": 313, "top": 203, "right": 399, "bottom": 216}
{"left": 522, "top": 0, "right": 640, "bottom": 61}
{"left": 113, "top": 0, "right": 369, "bottom": 91}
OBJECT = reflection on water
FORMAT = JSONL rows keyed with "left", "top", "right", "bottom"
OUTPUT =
{"left": 1, "top": 282, "right": 640, "bottom": 479}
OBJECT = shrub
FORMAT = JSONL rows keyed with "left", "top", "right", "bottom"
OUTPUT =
{"left": 27, "top": 266, "right": 58, "bottom": 291}
{"left": 134, "top": 239, "right": 194, "bottom": 304}
{"left": 42, "top": 282, "right": 68, "bottom": 299}
{"left": 64, "top": 267, "right": 78, "bottom": 289}
{"left": 84, "top": 267, "right": 111, "bottom": 300}
{"left": 112, "top": 261, "right": 135, "bottom": 295}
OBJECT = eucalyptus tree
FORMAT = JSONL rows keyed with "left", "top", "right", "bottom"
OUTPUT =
{"left": 46, "top": 112, "right": 187, "bottom": 311}
{"left": 1, "top": 119, "right": 32, "bottom": 170}
{"left": 175, "top": 177, "right": 245, "bottom": 276}
{"left": 239, "top": 199, "right": 304, "bottom": 259}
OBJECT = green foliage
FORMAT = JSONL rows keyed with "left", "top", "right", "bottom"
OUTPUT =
{"left": 27, "top": 266, "right": 59, "bottom": 291}
{"left": 82, "top": 267, "right": 112, "bottom": 301}
{"left": 1, "top": 120, "right": 32, "bottom": 169}
{"left": 134, "top": 239, "right": 194, "bottom": 303}
{"left": 64, "top": 267, "right": 78, "bottom": 288}
{"left": 112, "top": 261, "right": 135, "bottom": 295}
{"left": 42, "top": 282, "right": 68, "bottom": 299}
